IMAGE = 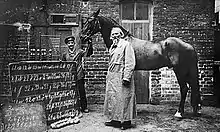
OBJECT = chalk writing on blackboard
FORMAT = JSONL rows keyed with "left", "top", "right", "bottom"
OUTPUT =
{"left": 47, "top": 109, "right": 78, "bottom": 121}
{"left": 8, "top": 61, "right": 79, "bottom": 125}
{"left": 2, "top": 103, "right": 47, "bottom": 132}
{"left": 10, "top": 62, "right": 73, "bottom": 71}
{"left": 14, "top": 90, "right": 76, "bottom": 104}
{"left": 10, "top": 72, "right": 73, "bottom": 82}
{"left": 12, "top": 81, "right": 75, "bottom": 98}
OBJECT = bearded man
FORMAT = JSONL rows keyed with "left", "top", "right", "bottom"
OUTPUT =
{"left": 103, "top": 27, "right": 136, "bottom": 130}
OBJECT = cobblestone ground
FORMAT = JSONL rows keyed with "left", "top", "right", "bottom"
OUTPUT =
{"left": 49, "top": 103, "right": 220, "bottom": 132}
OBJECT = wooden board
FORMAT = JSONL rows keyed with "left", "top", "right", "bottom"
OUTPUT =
{"left": 1, "top": 103, "right": 47, "bottom": 132}
{"left": 8, "top": 61, "right": 79, "bottom": 125}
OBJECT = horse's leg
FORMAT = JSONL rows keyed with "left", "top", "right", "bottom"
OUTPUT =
{"left": 188, "top": 65, "right": 202, "bottom": 116}
{"left": 173, "top": 68, "right": 188, "bottom": 118}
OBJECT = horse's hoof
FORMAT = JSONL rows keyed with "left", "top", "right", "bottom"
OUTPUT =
{"left": 193, "top": 109, "right": 202, "bottom": 117}
{"left": 174, "top": 111, "right": 182, "bottom": 118}
{"left": 198, "top": 104, "right": 202, "bottom": 114}
{"left": 193, "top": 112, "right": 201, "bottom": 117}
{"left": 193, "top": 104, "right": 202, "bottom": 116}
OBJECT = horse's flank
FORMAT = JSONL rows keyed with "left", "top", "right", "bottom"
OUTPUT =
{"left": 124, "top": 36, "right": 169, "bottom": 70}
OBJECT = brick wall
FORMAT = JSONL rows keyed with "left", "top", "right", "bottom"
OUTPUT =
{"left": 83, "top": 42, "right": 109, "bottom": 104}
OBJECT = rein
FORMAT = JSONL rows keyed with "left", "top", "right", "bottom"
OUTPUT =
{"left": 83, "top": 38, "right": 93, "bottom": 57}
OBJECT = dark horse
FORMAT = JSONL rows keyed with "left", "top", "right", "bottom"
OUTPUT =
{"left": 81, "top": 9, "right": 201, "bottom": 118}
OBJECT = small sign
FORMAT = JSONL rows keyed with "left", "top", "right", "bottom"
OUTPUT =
{"left": 2, "top": 103, "right": 47, "bottom": 132}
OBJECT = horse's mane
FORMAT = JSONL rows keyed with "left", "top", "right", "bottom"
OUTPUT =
{"left": 99, "top": 16, "right": 132, "bottom": 37}
{"left": 102, "top": 16, "right": 119, "bottom": 26}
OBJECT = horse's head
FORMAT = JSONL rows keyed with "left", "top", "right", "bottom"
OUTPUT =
{"left": 81, "top": 9, "right": 131, "bottom": 49}
{"left": 81, "top": 9, "right": 101, "bottom": 42}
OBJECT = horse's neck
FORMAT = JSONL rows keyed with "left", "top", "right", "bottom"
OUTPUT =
{"left": 101, "top": 32, "right": 134, "bottom": 49}
{"left": 99, "top": 27, "right": 112, "bottom": 49}
{"left": 99, "top": 16, "right": 130, "bottom": 49}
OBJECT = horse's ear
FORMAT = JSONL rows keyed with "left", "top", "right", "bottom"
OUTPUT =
{"left": 93, "top": 9, "right": 100, "bottom": 17}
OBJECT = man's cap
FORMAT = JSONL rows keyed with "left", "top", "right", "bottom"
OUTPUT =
{"left": 65, "top": 36, "right": 75, "bottom": 44}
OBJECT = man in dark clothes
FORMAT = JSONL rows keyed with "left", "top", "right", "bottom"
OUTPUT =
{"left": 62, "top": 36, "right": 89, "bottom": 113}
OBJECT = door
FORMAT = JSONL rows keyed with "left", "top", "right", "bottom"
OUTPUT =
{"left": 120, "top": 0, "right": 153, "bottom": 104}
{"left": 134, "top": 71, "right": 150, "bottom": 103}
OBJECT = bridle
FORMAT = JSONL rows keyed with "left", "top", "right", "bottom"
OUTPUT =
{"left": 82, "top": 16, "right": 101, "bottom": 41}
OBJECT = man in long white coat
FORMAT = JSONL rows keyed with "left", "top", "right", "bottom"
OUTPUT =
{"left": 104, "top": 27, "right": 136, "bottom": 130}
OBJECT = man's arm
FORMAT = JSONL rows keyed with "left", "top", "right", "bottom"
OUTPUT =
{"left": 123, "top": 41, "right": 136, "bottom": 84}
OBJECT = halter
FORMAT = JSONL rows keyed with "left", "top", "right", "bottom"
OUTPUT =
{"left": 82, "top": 16, "right": 101, "bottom": 40}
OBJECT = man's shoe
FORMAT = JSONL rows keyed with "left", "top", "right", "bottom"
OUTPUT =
{"left": 120, "top": 125, "right": 132, "bottom": 130}
{"left": 104, "top": 121, "right": 113, "bottom": 126}
{"left": 120, "top": 121, "right": 132, "bottom": 130}
{"left": 104, "top": 120, "right": 120, "bottom": 128}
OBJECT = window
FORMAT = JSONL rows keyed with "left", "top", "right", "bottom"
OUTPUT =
{"left": 136, "top": 2, "right": 149, "bottom": 20}
{"left": 121, "top": 1, "right": 149, "bottom": 20}
{"left": 122, "top": 2, "right": 134, "bottom": 20}
{"left": 52, "top": 15, "right": 65, "bottom": 23}
{"left": 50, "top": 13, "right": 79, "bottom": 26}
{"left": 120, "top": 0, "right": 153, "bottom": 40}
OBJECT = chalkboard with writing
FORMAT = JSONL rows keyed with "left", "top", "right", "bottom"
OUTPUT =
{"left": 8, "top": 61, "right": 79, "bottom": 125}
{"left": 1, "top": 103, "right": 47, "bottom": 132}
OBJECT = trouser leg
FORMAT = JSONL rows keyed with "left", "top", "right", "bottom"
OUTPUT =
{"left": 77, "top": 79, "right": 87, "bottom": 111}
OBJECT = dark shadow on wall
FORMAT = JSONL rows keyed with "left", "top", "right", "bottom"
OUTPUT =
{"left": 214, "top": 30, "right": 220, "bottom": 108}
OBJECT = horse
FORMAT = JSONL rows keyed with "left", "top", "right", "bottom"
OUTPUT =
{"left": 80, "top": 9, "right": 201, "bottom": 118}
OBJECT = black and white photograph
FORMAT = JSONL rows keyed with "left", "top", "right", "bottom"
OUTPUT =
{"left": 0, "top": 0, "right": 219, "bottom": 131}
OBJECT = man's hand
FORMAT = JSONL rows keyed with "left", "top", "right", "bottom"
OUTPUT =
{"left": 122, "top": 80, "right": 130, "bottom": 87}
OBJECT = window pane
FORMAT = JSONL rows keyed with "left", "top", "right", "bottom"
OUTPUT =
{"left": 136, "top": 3, "right": 148, "bottom": 20}
{"left": 122, "top": 3, "right": 134, "bottom": 20}
{"left": 65, "top": 16, "right": 77, "bottom": 23}
{"left": 52, "top": 15, "right": 64, "bottom": 23}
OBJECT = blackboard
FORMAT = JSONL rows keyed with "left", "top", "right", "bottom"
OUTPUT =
{"left": 8, "top": 61, "right": 79, "bottom": 125}
{"left": 1, "top": 103, "right": 47, "bottom": 132}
